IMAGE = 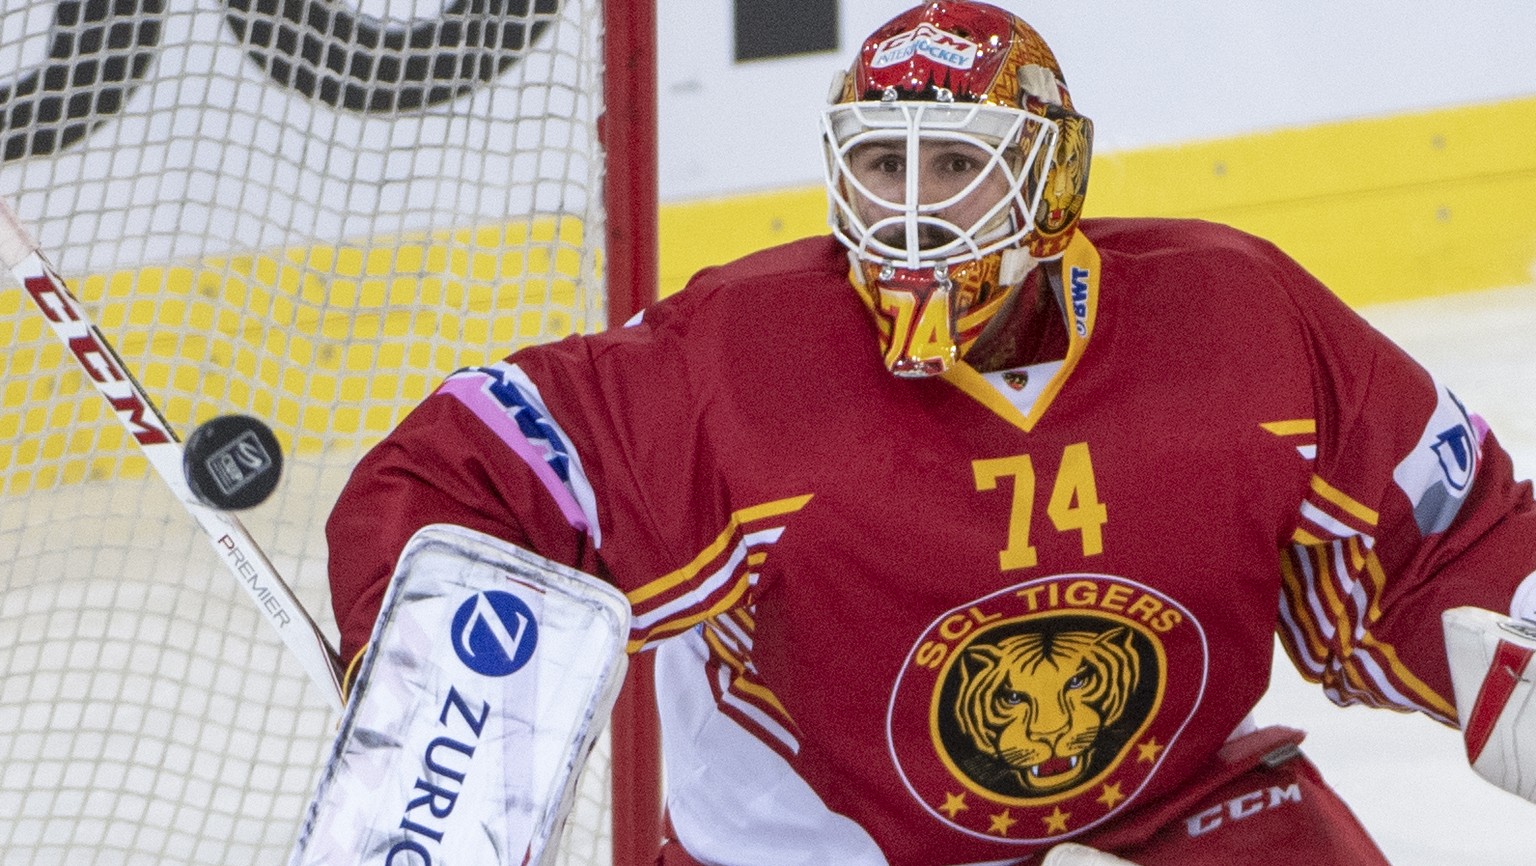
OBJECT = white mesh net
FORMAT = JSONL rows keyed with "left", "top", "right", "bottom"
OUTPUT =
{"left": 0, "top": 0, "right": 620, "bottom": 862}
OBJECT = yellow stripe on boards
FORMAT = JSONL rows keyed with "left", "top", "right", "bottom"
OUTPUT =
{"left": 658, "top": 95, "right": 1536, "bottom": 306}
{"left": 659, "top": 186, "right": 828, "bottom": 297}
{"left": 1087, "top": 95, "right": 1536, "bottom": 306}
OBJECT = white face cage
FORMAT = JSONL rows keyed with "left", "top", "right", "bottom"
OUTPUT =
{"left": 821, "top": 99, "right": 1060, "bottom": 270}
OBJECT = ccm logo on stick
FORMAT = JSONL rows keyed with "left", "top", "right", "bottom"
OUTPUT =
{"left": 22, "top": 271, "right": 171, "bottom": 445}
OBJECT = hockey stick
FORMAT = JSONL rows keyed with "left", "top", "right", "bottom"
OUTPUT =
{"left": 0, "top": 197, "right": 345, "bottom": 713}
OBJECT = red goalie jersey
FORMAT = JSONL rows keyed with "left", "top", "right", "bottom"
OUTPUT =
{"left": 327, "top": 218, "right": 1536, "bottom": 863}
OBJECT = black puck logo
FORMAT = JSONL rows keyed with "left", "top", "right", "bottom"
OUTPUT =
{"left": 208, "top": 430, "right": 274, "bottom": 493}
{"left": 182, "top": 413, "right": 284, "bottom": 510}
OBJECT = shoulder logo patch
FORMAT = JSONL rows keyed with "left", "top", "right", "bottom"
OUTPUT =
{"left": 1393, "top": 385, "right": 1481, "bottom": 535}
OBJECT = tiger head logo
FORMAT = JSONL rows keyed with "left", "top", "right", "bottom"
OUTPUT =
{"left": 953, "top": 625, "right": 1140, "bottom": 795}
{"left": 891, "top": 576, "right": 1201, "bottom": 841}
{"left": 932, "top": 614, "right": 1160, "bottom": 804}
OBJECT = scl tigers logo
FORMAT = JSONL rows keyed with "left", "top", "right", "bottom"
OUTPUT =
{"left": 950, "top": 623, "right": 1144, "bottom": 797}
{"left": 888, "top": 575, "right": 1207, "bottom": 844}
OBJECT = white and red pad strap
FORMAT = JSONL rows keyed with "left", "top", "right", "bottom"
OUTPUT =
{"left": 287, "top": 524, "right": 631, "bottom": 866}
{"left": 1442, "top": 605, "right": 1536, "bottom": 803}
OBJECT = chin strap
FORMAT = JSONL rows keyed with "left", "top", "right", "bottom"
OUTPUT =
{"left": 998, "top": 244, "right": 1040, "bottom": 285}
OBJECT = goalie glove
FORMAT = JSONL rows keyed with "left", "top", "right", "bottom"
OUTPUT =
{"left": 1442, "top": 605, "right": 1536, "bottom": 803}
{"left": 1041, "top": 843, "right": 1142, "bottom": 865}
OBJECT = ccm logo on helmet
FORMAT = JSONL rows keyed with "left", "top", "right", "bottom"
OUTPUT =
{"left": 871, "top": 23, "right": 978, "bottom": 70}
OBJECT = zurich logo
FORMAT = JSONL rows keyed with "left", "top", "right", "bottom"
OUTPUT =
{"left": 451, "top": 590, "right": 538, "bottom": 677}
{"left": 1430, "top": 425, "right": 1476, "bottom": 492}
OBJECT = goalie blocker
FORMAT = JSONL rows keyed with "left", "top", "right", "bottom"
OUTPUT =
{"left": 1443, "top": 605, "right": 1536, "bottom": 804}
{"left": 288, "top": 524, "right": 631, "bottom": 866}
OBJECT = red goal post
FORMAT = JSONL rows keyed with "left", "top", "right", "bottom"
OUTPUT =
{"left": 603, "top": 0, "right": 665, "bottom": 863}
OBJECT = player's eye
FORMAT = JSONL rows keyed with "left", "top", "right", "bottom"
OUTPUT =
{"left": 943, "top": 154, "right": 979, "bottom": 175}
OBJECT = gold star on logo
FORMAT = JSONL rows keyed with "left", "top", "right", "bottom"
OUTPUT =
{"left": 1137, "top": 737, "right": 1164, "bottom": 763}
{"left": 1042, "top": 806, "right": 1070, "bottom": 834}
{"left": 939, "top": 791, "right": 968, "bottom": 818}
{"left": 1096, "top": 781, "right": 1126, "bottom": 809}
{"left": 988, "top": 809, "right": 1018, "bottom": 836}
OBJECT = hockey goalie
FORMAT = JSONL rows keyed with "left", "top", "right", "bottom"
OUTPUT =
{"left": 306, "top": 2, "right": 1536, "bottom": 864}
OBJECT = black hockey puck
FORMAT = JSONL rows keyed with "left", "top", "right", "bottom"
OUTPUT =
{"left": 182, "top": 413, "right": 284, "bottom": 510}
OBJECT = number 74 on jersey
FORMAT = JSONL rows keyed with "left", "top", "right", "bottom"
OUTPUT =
{"left": 973, "top": 442, "right": 1108, "bottom": 571}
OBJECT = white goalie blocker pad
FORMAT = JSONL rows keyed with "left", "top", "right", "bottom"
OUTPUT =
{"left": 1443, "top": 606, "right": 1536, "bottom": 803}
{"left": 288, "top": 524, "right": 631, "bottom": 866}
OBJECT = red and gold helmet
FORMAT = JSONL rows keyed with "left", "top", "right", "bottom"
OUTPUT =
{"left": 822, "top": 1, "right": 1092, "bottom": 377}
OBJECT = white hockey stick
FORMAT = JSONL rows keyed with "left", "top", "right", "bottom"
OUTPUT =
{"left": 0, "top": 197, "right": 344, "bottom": 713}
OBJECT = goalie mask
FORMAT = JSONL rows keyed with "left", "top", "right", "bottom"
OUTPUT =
{"left": 822, "top": 1, "right": 1093, "bottom": 377}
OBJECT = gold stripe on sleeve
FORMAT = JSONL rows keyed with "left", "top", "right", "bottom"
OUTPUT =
{"left": 1261, "top": 419, "right": 1317, "bottom": 436}
{"left": 627, "top": 493, "right": 813, "bottom": 606}
{"left": 1309, "top": 475, "right": 1380, "bottom": 526}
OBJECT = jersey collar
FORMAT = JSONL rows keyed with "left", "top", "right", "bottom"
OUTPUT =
{"left": 942, "top": 229, "right": 1101, "bottom": 433}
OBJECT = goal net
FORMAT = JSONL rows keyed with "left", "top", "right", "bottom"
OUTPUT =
{"left": 0, "top": 0, "right": 657, "bottom": 864}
